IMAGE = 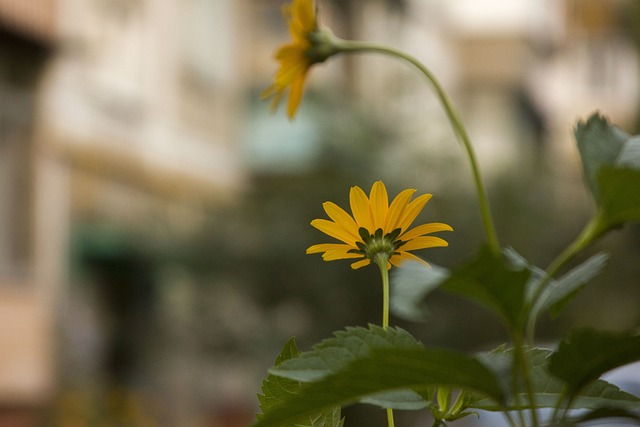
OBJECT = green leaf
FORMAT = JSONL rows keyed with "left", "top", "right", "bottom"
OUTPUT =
{"left": 271, "top": 325, "right": 423, "bottom": 381}
{"left": 439, "top": 246, "right": 530, "bottom": 329}
{"left": 503, "top": 247, "right": 546, "bottom": 302}
{"left": 258, "top": 338, "right": 301, "bottom": 418}
{"left": 548, "top": 329, "right": 640, "bottom": 398}
{"left": 390, "top": 262, "right": 450, "bottom": 321}
{"left": 257, "top": 338, "right": 344, "bottom": 427}
{"left": 253, "top": 347, "right": 505, "bottom": 427}
{"left": 597, "top": 167, "right": 640, "bottom": 229}
{"left": 528, "top": 252, "right": 608, "bottom": 319}
{"left": 503, "top": 248, "right": 608, "bottom": 320}
{"left": 307, "top": 408, "right": 344, "bottom": 427}
{"left": 575, "top": 113, "right": 631, "bottom": 202}
{"left": 359, "top": 389, "right": 428, "bottom": 410}
{"left": 474, "top": 347, "right": 640, "bottom": 412}
{"left": 390, "top": 248, "right": 533, "bottom": 328}
{"left": 271, "top": 325, "right": 428, "bottom": 410}
{"left": 573, "top": 114, "right": 640, "bottom": 234}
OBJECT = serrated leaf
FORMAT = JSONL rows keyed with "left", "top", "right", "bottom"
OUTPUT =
{"left": 390, "top": 262, "right": 450, "bottom": 321}
{"left": 474, "top": 347, "right": 640, "bottom": 412}
{"left": 271, "top": 325, "right": 423, "bottom": 381}
{"left": 258, "top": 338, "right": 344, "bottom": 427}
{"left": 574, "top": 113, "right": 640, "bottom": 233}
{"left": 253, "top": 347, "right": 505, "bottom": 427}
{"left": 258, "top": 338, "right": 301, "bottom": 417}
{"left": 549, "top": 329, "right": 640, "bottom": 399}
{"left": 307, "top": 407, "right": 344, "bottom": 427}
{"left": 575, "top": 113, "right": 631, "bottom": 201}
{"left": 439, "top": 246, "right": 530, "bottom": 329}
{"left": 271, "top": 325, "right": 428, "bottom": 409}
{"left": 597, "top": 167, "right": 640, "bottom": 229}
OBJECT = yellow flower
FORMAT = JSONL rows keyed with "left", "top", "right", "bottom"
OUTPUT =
{"left": 307, "top": 181, "right": 453, "bottom": 269}
{"left": 262, "top": 0, "right": 336, "bottom": 119}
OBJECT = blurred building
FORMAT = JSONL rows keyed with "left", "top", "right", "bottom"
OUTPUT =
{"left": 0, "top": 0, "right": 247, "bottom": 425}
{"left": 0, "top": 1, "right": 57, "bottom": 426}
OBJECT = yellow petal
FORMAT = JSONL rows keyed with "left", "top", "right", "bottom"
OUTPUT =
{"left": 287, "top": 71, "right": 308, "bottom": 118}
{"left": 397, "top": 193, "right": 432, "bottom": 232}
{"left": 275, "top": 44, "right": 304, "bottom": 60}
{"left": 294, "top": 0, "right": 315, "bottom": 32}
{"left": 400, "top": 223, "right": 453, "bottom": 241}
{"left": 310, "top": 219, "right": 357, "bottom": 245}
{"left": 323, "top": 202, "right": 359, "bottom": 238}
{"left": 350, "top": 259, "right": 371, "bottom": 269}
{"left": 349, "top": 186, "right": 373, "bottom": 232}
{"left": 323, "top": 250, "right": 363, "bottom": 261}
{"left": 398, "top": 236, "right": 449, "bottom": 252}
{"left": 306, "top": 243, "right": 354, "bottom": 254}
{"left": 384, "top": 189, "right": 416, "bottom": 232}
{"left": 369, "top": 181, "right": 389, "bottom": 231}
{"left": 274, "top": 61, "right": 304, "bottom": 89}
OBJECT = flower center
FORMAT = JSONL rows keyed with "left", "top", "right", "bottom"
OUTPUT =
{"left": 353, "top": 227, "right": 403, "bottom": 262}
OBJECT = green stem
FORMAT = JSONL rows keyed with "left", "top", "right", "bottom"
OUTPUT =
{"left": 513, "top": 332, "right": 539, "bottom": 427}
{"left": 334, "top": 39, "right": 500, "bottom": 256}
{"left": 379, "top": 261, "right": 390, "bottom": 329}
{"left": 375, "top": 255, "right": 395, "bottom": 427}
{"left": 502, "top": 410, "right": 519, "bottom": 427}
{"left": 545, "top": 213, "right": 603, "bottom": 281}
{"left": 387, "top": 408, "right": 396, "bottom": 427}
{"left": 512, "top": 192, "right": 603, "bottom": 426}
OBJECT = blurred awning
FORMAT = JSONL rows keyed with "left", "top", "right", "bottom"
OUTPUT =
{"left": 0, "top": 0, "right": 56, "bottom": 45}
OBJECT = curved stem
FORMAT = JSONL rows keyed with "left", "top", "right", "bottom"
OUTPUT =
{"left": 545, "top": 213, "right": 603, "bottom": 280}
{"left": 335, "top": 39, "right": 500, "bottom": 256}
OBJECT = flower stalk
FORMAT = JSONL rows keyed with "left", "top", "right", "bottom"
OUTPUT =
{"left": 264, "top": 1, "right": 499, "bottom": 253}
{"left": 332, "top": 39, "right": 500, "bottom": 256}
{"left": 374, "top": 254, "right": 395, "bottom": 427}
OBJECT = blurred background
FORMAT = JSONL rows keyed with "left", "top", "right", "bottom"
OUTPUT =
{"left": 0, "top": 0, "right": 639, "bottom": 426}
